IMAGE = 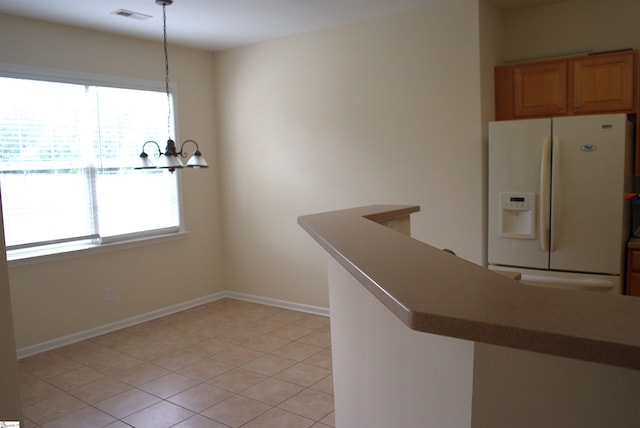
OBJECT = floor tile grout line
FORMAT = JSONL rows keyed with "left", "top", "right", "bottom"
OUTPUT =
{"left": 26, "top": 363, "right": 330, "bottom": 427}
{"left": 25, "top": 361, "right": 320, "bottom": 426}
{"left": 19, "top": 298, "right": 334, "bottom": 427}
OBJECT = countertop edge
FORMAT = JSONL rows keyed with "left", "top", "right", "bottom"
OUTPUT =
{"left": 298, "top": 205, "right": 640, "bottom": 371}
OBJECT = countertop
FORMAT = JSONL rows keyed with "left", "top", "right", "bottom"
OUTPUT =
{"left": 298, "top": 205, "right": 640, "bottom": 370}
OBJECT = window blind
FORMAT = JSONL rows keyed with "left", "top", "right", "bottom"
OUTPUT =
{"left": 0, "top": 76, "right": 181, "bottom": 252}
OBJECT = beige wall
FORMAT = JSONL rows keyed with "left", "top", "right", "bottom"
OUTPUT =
{"left": 214, "top": 0, "right": 488, "bottom": 307}
{"left": 0, "top": 14, "right": 224, "bottom": 349}
{"left": 329, "top": 258, "right": 474, "bottom": 427}
{"left": 501, "top": 0, "right": 640, "bottom": 62}
{"left": 479, "top": 0, "right": 505, "bottom": 264}
{"left": 0, "top": 201, "right": 21, "bottom": 422}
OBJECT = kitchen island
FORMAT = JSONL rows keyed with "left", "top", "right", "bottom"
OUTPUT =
{"left": 299, "top": 205, "right": 640, "bottom": 428}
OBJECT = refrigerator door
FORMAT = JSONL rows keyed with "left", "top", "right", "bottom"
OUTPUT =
{"left": 488, "top": 119, "right": 551, "bottom": 270}
{"left": 549, "top": 114, "right": 628, "bottom": 274}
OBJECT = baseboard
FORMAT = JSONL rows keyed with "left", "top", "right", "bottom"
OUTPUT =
{"left": 225, "top": 291, "right": 330, "bottom": 317}
{"left": 16, "top": 291, "right": 329, "bottom": 359}
{"left": 16, "top": 291, "right": 227, "bottom": 359}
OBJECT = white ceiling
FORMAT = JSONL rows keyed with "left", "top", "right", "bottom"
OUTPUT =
{"left": 0, "top": 0, "right": 570, "bottom": 51}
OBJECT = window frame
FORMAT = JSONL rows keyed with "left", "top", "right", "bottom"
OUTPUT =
{"left": 0, "top": 62, "right": 187, "bottom": 267}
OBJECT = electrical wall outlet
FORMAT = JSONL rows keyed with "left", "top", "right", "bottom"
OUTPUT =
{"left": 105, "top": 287, "right": 115, "bottom": 302}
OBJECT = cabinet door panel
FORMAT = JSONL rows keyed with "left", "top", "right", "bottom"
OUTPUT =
{"left": 628, "top": 272, "right": 640, "bottom": 296}
{"left": 572, "top": 51, "right": 634, "bottom": 114}
{"left": 626, "top": 248, "right": 640, "bottom": 296}
{"left": 514, "top": 61, "right": 567, "bottom": 118}
{"left": 631, "top": 250, "right": 640, "bottom": 271}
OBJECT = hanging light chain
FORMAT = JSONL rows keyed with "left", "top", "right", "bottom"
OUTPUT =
{"left": 135, "top": 0, "right": 208, "bottom": 170}
{"left": 162, "top": 2, "right": 171, "bottom": 140}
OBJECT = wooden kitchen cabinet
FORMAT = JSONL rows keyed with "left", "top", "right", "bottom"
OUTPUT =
{"left": 626, "top": 241, "right": 640, "bottom": 296}
{"left": 571, "top": 51, "right": 634, "bottom": 114}
{"left": 513, "top": 60, "right": 568, "bottom": 118}
{"left": 495, "top": 50, "right": 635, "bottom": 121}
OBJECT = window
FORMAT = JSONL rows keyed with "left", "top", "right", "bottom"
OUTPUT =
{"left": 0, "top": 65, "right": 183, "bottom": 261}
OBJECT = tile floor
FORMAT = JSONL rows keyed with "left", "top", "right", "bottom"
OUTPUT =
{"left": 18, "top": 298, "right": 335, "bottom": 427}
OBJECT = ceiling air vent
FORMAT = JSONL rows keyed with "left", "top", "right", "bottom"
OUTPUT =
{"left": 111, "top": 9, "right": 152, "bottom": 20}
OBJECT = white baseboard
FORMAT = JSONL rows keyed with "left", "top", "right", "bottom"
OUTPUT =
{"left": 16, "top": 291, "right": 329, "bottom": 359}
{"left": 225, "top": 291, "right": 330, "bottom": 317}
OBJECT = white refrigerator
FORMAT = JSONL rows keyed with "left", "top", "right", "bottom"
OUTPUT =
{"left": 488, "top": 114, "right": 632, "bottom": 294}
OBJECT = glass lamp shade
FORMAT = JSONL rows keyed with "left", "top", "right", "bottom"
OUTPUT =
{"left": 136, "top": 153, "right": 158, "bottom": 169}
{"left": 185, "top": 151, "right": 209, "bottom": 168}
{"left": 157, "top": 154, "right": 184, "bottom": 169}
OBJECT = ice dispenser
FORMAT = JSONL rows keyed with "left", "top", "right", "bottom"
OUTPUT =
{"left": 498, "top": 192, "right": 536, "bottom": 239}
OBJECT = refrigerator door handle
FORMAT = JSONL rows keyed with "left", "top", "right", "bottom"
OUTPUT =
{"left": 520, "top": 274, "right": 617, "bottom": 292}
{"left": 540, "top": 136, "right": 552, "bottom": 252}
{"left": 550, "top": 136, "right": 560, "bottom": 252}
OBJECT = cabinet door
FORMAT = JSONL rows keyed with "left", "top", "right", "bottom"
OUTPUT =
{"left": 627, "top": 250, "right": 640, "bottom": 296}
{"left": 514, "top": 60, "right": 567, "bottom": 118}
{"left": 571, "top": 51, "right": 634, "bottom": 114}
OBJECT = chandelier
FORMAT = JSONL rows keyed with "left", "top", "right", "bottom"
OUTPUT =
{"left": 136, "top": 0, "right": 208, "bottom": 171}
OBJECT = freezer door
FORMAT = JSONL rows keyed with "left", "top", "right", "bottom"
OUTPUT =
{"left": 549, "top": 114, "right": 629, "bottom": 274}
{"left": 488, "top": 119, "right": 551, "bottom": 269}
{"left": 488, "top": 265, "right": 622, "bottom": 294}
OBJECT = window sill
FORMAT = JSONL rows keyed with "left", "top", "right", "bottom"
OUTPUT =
{"left": 7, "top": 231, "right": 188, "bottom": 268}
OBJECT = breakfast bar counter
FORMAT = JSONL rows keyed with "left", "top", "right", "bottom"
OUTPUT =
{"left": 298, "top": 205, "right": 640, "bottom": 428}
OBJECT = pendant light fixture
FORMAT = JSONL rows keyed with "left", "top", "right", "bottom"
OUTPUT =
{"left": 136, "top": 0, "right": 208, "bottom": 171}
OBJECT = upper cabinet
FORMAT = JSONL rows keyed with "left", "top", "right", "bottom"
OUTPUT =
{"left": 572, "top": 52, "right": 634, "bottom": 114}
{"left": 514, "top": 60, "right": 568, "bottom": 118}
{"left": 495, "top": 50, "right": 635, "bottom": 121}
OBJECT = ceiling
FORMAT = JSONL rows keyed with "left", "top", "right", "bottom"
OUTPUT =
{"left": 0, "top": 0, "right": 571, "bottom": 51}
